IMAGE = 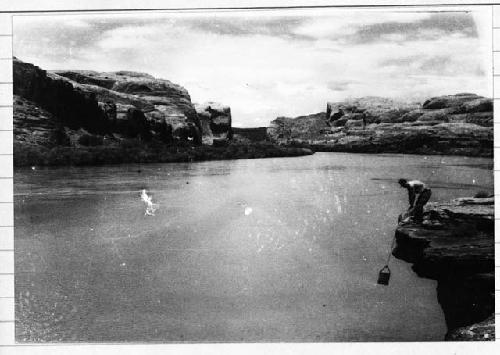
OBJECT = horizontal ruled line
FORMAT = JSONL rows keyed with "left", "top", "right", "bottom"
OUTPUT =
{"left": 0, "top": 3, "right": 491, "bottom": 14}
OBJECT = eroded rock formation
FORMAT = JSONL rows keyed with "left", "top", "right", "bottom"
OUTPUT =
{"left": 14, "top": 95, "right": 61, "bottom": 147}
{"left": 195, "top": 102, "right": 232, "bottom": 145}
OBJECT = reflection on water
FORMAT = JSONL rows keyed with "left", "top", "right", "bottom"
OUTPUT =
{"left": 14, "top": 153, "right": 493, "bottom": 342}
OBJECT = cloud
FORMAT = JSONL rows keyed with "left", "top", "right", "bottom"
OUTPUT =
{"left": 347, "top": 12, "right": 478, "bottom": 44}
{"left": 186, "top": 17, "right": 311, "bottom": 41}
{"left": 327, "top": 80, "right": 357, "bottom": 92}
{"left": 419, "top": 55, "right": 452, "bottom": 72}
{"left": 379, "top": 54, "right": 455, "bottom": 74}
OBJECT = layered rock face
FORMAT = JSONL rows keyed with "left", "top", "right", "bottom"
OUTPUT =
{"left": 13, "top": 58, "right": 108, "bottom": 134}
{"left": 194, "top": 102, "right": 232, "bottom": 145}
{"left": 393, "top": 197, "right": 495, "bottom": 341}
{"left": 52, "top": 69, "right": 202, "bottom": 143}
{"left": 14, "top": 95, "right": 62, "bottom": 147}
{"left": 326, "top": 96, "right": 419, "bottom": 124}
{"left": 269, "top": 94, "right": 493, "bottom": 157}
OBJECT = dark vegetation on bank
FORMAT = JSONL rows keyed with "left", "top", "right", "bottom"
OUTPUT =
{"left": 14, "top": 140, "right": 313, "bottom": 167}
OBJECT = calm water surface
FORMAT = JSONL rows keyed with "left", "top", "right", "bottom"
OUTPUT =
{"left": 14, "top": 152, "right": 493, "bottom": 342}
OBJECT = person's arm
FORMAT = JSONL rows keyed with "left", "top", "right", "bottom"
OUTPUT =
{"left": 408, "top": 188, "right": 415, "bottom": 208}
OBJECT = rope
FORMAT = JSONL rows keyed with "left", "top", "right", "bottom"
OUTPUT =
{"left": 385, "top": 234, "right": 397, "bottom": 266}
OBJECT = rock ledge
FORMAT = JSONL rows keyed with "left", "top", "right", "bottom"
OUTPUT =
{"left": 392, "top": 197, "right": 495, "bottom": 341}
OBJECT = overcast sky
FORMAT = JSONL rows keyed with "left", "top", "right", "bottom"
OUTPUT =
{"left": 13, "top": 8, "right": 492, "bottom": 127}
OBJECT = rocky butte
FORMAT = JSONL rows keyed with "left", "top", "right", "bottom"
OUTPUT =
{"left": 268, "top": 94, "right": 493, "bottom": 157}
{"left": 194, "top": 102, "right": 233, "bottom": 146}
{"left": 393, "top": 197, "right": 495, "bottom": 341}
{"left": 13, "top": 58, "right": 312, "bottom": 166}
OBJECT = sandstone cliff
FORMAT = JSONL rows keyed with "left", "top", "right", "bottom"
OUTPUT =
{"left": 53, "top": 69, "right": 202, "bottom": 143}
{"left": 393, "top": 197, "right": 495, "bottom": 341}
{"left": 13, "top": 58, "right": 233, "bottom": 146}
{"left": 268, "top": 94, "right": 493, "bottom": 157}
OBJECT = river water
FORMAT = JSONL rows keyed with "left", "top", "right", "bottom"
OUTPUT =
{"left": 14, "top": 152, "right": 493, "bottom": 342}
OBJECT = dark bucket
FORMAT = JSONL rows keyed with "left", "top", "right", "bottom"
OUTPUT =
{"left": 377, "top": 265, "right": 391, "bottom": 286}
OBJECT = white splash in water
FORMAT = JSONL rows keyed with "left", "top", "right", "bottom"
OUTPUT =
{"left": 244, "top": 207, "right": 253, "bottom": 216}
{"left": 141, "top": 189, "right": 159, "bottom": 216}
{"left": 334, "top": 194, "right": 342, "bottom": 213}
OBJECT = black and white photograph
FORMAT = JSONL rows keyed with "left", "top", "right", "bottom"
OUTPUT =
{"left": 11, "top": 5, "right": 494, "bottom": 343}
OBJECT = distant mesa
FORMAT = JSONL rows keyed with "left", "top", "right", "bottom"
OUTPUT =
{"left": 232, "top": 127, "right": 269, "bottom": 143}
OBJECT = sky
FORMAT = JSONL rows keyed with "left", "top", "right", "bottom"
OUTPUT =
{"left": 13, "top": 8, "right": 492, "bottom": 127}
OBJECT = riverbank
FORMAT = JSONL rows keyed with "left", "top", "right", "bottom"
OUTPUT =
{"left": 13, "top": 141, "right": 314, "bottom": 167}
{"left": 392, "top": 197, "right": 495, "bottom": 341}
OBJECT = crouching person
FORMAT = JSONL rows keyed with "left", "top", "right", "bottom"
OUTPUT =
{"left": 398, "top": 178, "right": 432, "bottom": 224}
